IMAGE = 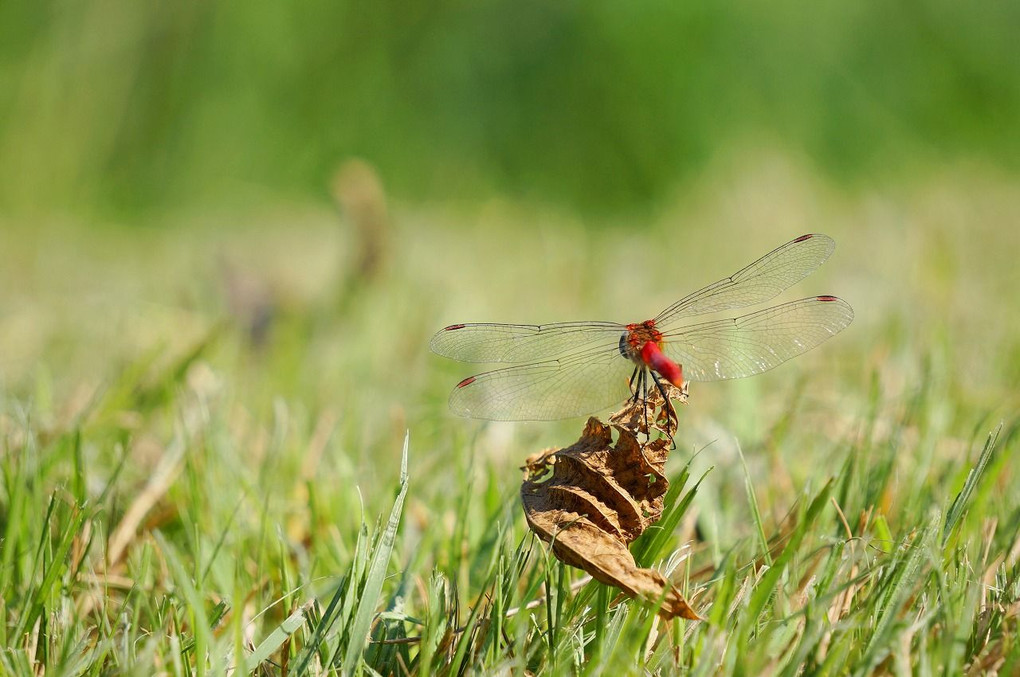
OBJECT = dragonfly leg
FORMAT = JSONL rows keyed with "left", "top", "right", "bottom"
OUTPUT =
{"left": 650, "top": 371, "right": 677, "bottom": 449}
{"left": 624, "top": 367, "right": 652, "bottom": 435}
{"left": 642, "top": 369, "right": 655, "bottom": 437}
{"left": 628, "top": 366, "right": 640, "bottom": 401}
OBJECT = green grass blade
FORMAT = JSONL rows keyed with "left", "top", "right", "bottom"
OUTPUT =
{"left": 340, "top": 431, "right": 410, "bottom": 677}
{"left": 633, "top": 463, "right": 708, "bottom": 567}
{"left": 739, "top": 443, "right": 773, "bottom": 568}
{"left": 859, "top": 511, "right": 939, "bottom": 674}
{"left": 745, "top": 478, "right": 834, "bottom": 627}
{"left": 942, "top": 425, "right": 1001, "bottom": 546}
{"left": 155, "top": 532, "right": 218, "bottom": 676}
{"left": 245, "top": 602, "right": 310, "bottom": 672}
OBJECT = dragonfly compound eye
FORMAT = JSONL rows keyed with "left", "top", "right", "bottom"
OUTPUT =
{"left": 618, "top": 333, "right": 630, "bottom": 358}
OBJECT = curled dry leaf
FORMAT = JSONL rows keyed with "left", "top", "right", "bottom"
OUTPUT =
{"left": 520, "top": 383, "right": 700, "bottom": 620}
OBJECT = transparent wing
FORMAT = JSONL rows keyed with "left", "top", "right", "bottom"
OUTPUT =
{"left": 430, "top": 321, "right": 624, "bottom": 363}
{"left": 655, "top": 233, "right": 836, "bottom": 329}
{"left": 448, "top": 346, "right": 635, "bottom": 420}
{"left": 661, "top": 296, "right": 853, "bottom": 382}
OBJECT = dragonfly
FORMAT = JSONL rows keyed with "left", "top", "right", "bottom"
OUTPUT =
{"left": 430, "top": 233, "right": 853, "bottom": 421}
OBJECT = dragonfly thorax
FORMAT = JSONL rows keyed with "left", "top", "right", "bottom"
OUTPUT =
{"left": 619, "top": 320, "right": 663, "bottom": 364}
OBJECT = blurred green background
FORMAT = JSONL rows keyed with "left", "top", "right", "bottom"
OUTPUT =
{"left": 1, "top": 0, "right": 1018, "bottom": 215}
{"left": 0, "top": 0, "right": 1017, "bottom": 444}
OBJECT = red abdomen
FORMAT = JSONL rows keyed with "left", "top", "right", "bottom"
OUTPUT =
{"left": 640, "top": 341, "right": 684, "bottom": 388}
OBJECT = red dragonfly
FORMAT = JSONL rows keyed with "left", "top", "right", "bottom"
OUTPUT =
{"left": 431, "top": 233, "right": 853, "bottom": 421}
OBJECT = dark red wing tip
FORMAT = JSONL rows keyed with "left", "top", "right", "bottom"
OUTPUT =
{"left": 443, "top": 323, "right": 467, "bottom": 331}
{"left": 793, "top": 233, "right": 815, "bottom": 243}
{"left": 817, "top": 295, "right": 840, "bottom": 302}
{"left": 456, "top": 376, "right": 476, "bottom": 388}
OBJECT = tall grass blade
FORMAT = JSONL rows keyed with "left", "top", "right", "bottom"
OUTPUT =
{"left": 859, "top": 511, "right": 939, "bottom": 674}
{"left": 942, "top": 425, "right": 1001, "bottom": 546}
{"left": 745, "top": 478, "right": 833, "bottom": 626}
{"left": 739, "top": 443, "right": 773, "bottom": 567}
{"left": 633, "top": 464, "right": 708, "bottom": 567}
{"left": 340, "top": 431, "right": 410, "bottom": 677}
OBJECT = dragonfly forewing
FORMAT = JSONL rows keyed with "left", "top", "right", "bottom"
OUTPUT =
{"left": 654, "top": 233, "right": 836, "bottom": 328}
{"left": 430, "top": 321, "right": 624, "bottom": 363}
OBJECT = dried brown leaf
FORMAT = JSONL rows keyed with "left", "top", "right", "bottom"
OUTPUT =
{"left": 521, "top": 385, "right": 700, "bottom": 620}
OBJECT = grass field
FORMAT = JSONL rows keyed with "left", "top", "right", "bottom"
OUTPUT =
{"left": 1, "top": 157, "right": 1018, "bottom": 674}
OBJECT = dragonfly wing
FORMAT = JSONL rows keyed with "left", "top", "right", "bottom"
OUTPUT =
{"left": 661, "top": 296, "right": 853, "bottom": 382}
{"left": 430, "top": 321, "right": 624, "bottom": 363}
{"left": 655, "top": 234, "right": 836, "bottom": 328}
{"left": 448, "top": 346, "right": 635, "bottom": 420}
